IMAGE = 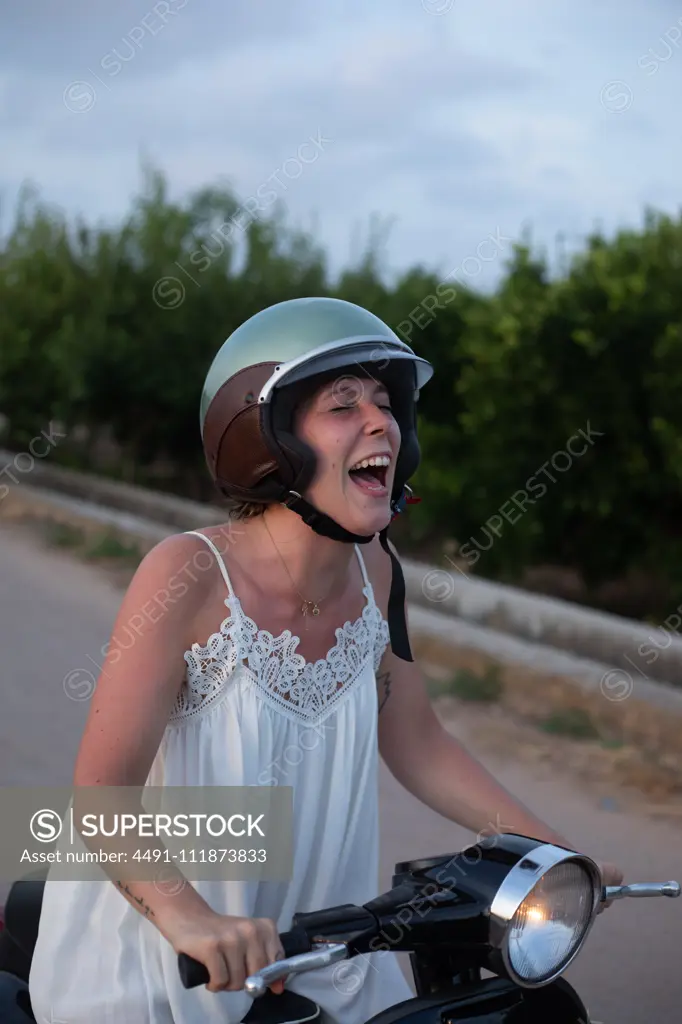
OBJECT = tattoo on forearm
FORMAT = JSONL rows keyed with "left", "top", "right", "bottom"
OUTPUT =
{"left": 116, "top": 880, "right": 155, "bottom": 919}
{"left": 377, "top": 670, "right": 392, "bottom": 713}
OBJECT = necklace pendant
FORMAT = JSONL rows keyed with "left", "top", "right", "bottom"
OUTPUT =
{"left": 311, "top": 604, "right": 320, "bottom": 616}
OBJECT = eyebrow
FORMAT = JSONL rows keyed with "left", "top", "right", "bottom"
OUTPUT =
{"left": 321, "top": 381, "right": 390, "bottom": 397}
{"left": 318, "top": 380, "right": 391, "bottom": 406}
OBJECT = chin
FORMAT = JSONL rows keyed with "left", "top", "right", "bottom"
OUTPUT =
{"left": 304, "top": 494, "right": 389, "bottom": 537}
{"left": 342, "top": 502, "right": 392, "bottom": 537}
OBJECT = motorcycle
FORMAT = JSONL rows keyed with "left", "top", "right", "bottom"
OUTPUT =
{"left": 1, "top": 834, "right": 679, "bottom": 1023}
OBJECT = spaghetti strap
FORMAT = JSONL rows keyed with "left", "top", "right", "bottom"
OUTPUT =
{"left": 353, "top": 543, "right": 371, "bottom": 589}
{"left": 184, "top": 530, "right": 234, "bottom": 596}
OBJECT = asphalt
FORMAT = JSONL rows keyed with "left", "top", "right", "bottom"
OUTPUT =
{"left": 1, "top": 520, "right": 680, "bottom": 1023}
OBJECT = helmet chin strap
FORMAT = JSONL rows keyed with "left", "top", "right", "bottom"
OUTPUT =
{"left": 282, "top": 490, "right": 373, "bottom": 543}
{"left": 282, "top": 489, "right": 414, "bottom": 663}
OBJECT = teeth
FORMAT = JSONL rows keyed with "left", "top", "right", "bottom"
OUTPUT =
{"left": 350, "top": 455, "right": 391, "bottom": 471}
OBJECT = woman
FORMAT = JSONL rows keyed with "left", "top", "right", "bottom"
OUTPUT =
{"left": 29, "top": 297, "right": 622, "bottom": 1024}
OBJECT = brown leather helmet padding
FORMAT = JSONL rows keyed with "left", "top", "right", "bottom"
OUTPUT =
{"left": 202, "top": 362, "right": 279, "bottom": 489}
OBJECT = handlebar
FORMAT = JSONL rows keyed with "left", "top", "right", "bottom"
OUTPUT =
{"left": 177, "top": 926, "right": 312, "bottom": 989}
{"left": 177, "top": 879, "right": 681, "bottom": 995}
{"left": 604, "top": 881, "right": 680, "bottom": 900}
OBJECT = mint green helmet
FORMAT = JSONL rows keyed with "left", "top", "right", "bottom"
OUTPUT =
{"left": 200, "top": 296, "right": 434, "bottom": 660}
{"left": 200, "top": 296, "right": 432, "bottom": 428}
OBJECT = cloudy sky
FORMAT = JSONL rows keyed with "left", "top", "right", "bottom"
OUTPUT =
{"left": 2, "top": 0, "right": 681, "bottom": 288}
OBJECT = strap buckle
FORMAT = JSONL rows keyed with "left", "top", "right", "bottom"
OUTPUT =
{"left": 283, "top": 490, "right": 303, "bottom": 509}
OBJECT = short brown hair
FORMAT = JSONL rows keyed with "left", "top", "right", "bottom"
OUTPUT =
{"left": 220, "top": 497, "right": 269, "bottom": 520}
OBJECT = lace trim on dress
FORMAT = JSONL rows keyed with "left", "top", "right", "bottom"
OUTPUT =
{"left": 169, "top": 588, "right": 390, "bottom": 725}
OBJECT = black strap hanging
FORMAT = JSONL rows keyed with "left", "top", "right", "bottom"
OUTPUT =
{"left": 378, "top": 524, "right": 413, "bottom": 662}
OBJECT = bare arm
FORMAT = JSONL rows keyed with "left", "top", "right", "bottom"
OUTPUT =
{"left": 372, "top": 540, "right": 570, "bottom": 848}
{"left": 73, "top": 532, "right": 202, "bottom": 789}
{"left": 373, "top": 544, "right": 624, "bottom": 903}
{"left": 377, "top": 654, "right": 571, "bottom": 846}
{"left": 70, "top": 532, "right": 284, "bottom": 991}
{"left": 72, "top": 534, "right": 216, "bottom": 934}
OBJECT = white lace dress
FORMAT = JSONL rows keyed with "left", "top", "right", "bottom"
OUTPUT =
{"left": 29, "top": 531, "right": 414, "bottom": 1023}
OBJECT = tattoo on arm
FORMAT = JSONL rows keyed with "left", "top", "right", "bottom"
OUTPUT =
{"left": 115, "top": 880, "right": 156, "bottom": 919}
{"left": 377, "top": 670, "right": 392, "bottom": 713}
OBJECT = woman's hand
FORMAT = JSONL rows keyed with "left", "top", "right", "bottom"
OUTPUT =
{"left": 167, "top": 907, "right": 286, "bottom": 994}
{"left": 597, "top": 861, "right": 624, "bottom": 913}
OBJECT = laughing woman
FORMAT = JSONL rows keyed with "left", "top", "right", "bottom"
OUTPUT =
{"left": 29, "top": 298, "right": 623, "bottom": 1024}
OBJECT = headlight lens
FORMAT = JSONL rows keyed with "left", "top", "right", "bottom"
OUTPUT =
{"left": 506, "top": 861, "right": 595, "bottom": 983}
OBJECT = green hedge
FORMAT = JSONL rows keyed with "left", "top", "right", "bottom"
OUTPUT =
{"left": 2, "top": 169, "right": 682, "bottom": 611}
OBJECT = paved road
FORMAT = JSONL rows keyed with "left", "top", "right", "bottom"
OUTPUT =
{"left": 1, "top": 521, "right": 681, "bottom": 1023}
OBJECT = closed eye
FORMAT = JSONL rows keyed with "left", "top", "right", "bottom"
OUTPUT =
{"left": 327, "top": 402, "right": 392, "bottom": 413}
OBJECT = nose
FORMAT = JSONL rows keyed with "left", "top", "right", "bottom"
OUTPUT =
{"left": 362, "top": 400, "right": 392, "bottom": 436}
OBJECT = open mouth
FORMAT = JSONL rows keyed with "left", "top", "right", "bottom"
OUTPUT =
{"left": 348, "top": 456, "right": 390, "bottom": 497}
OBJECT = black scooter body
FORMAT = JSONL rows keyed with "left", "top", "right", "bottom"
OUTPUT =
{"left": 364, "top": 976, "right": 588, "bottom": 1023}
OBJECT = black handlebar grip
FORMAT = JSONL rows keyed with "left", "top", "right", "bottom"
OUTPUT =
{"left": 280, "top": 926, "right": 312, "bottom": 957}
{"left": 177, "top": 926, "right": 312, "bottom": 989}
{"left": 178, "top": 952, "right": 210, "bottom": 989}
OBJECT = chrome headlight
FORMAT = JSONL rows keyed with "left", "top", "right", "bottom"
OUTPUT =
{"left": 490, "top": 843, "right": 601, "bottom": 987}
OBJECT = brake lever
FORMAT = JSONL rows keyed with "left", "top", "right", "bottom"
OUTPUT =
{"left": 604, "top": 881, "right": 680, "bottom": 900}
{"left": 244, "top": 942, "right": 348, "bottom": 998}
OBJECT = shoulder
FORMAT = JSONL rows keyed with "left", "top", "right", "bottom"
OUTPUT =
{"left": 133, "top": 530, "right": 216, "bottom": 584}
{"left": 114, "top": 530, "right": 221, "bottom": 633}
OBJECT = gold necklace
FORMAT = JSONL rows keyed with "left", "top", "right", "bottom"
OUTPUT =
{"left": 262, "top": 516, "right": 334, "bottom": 624}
